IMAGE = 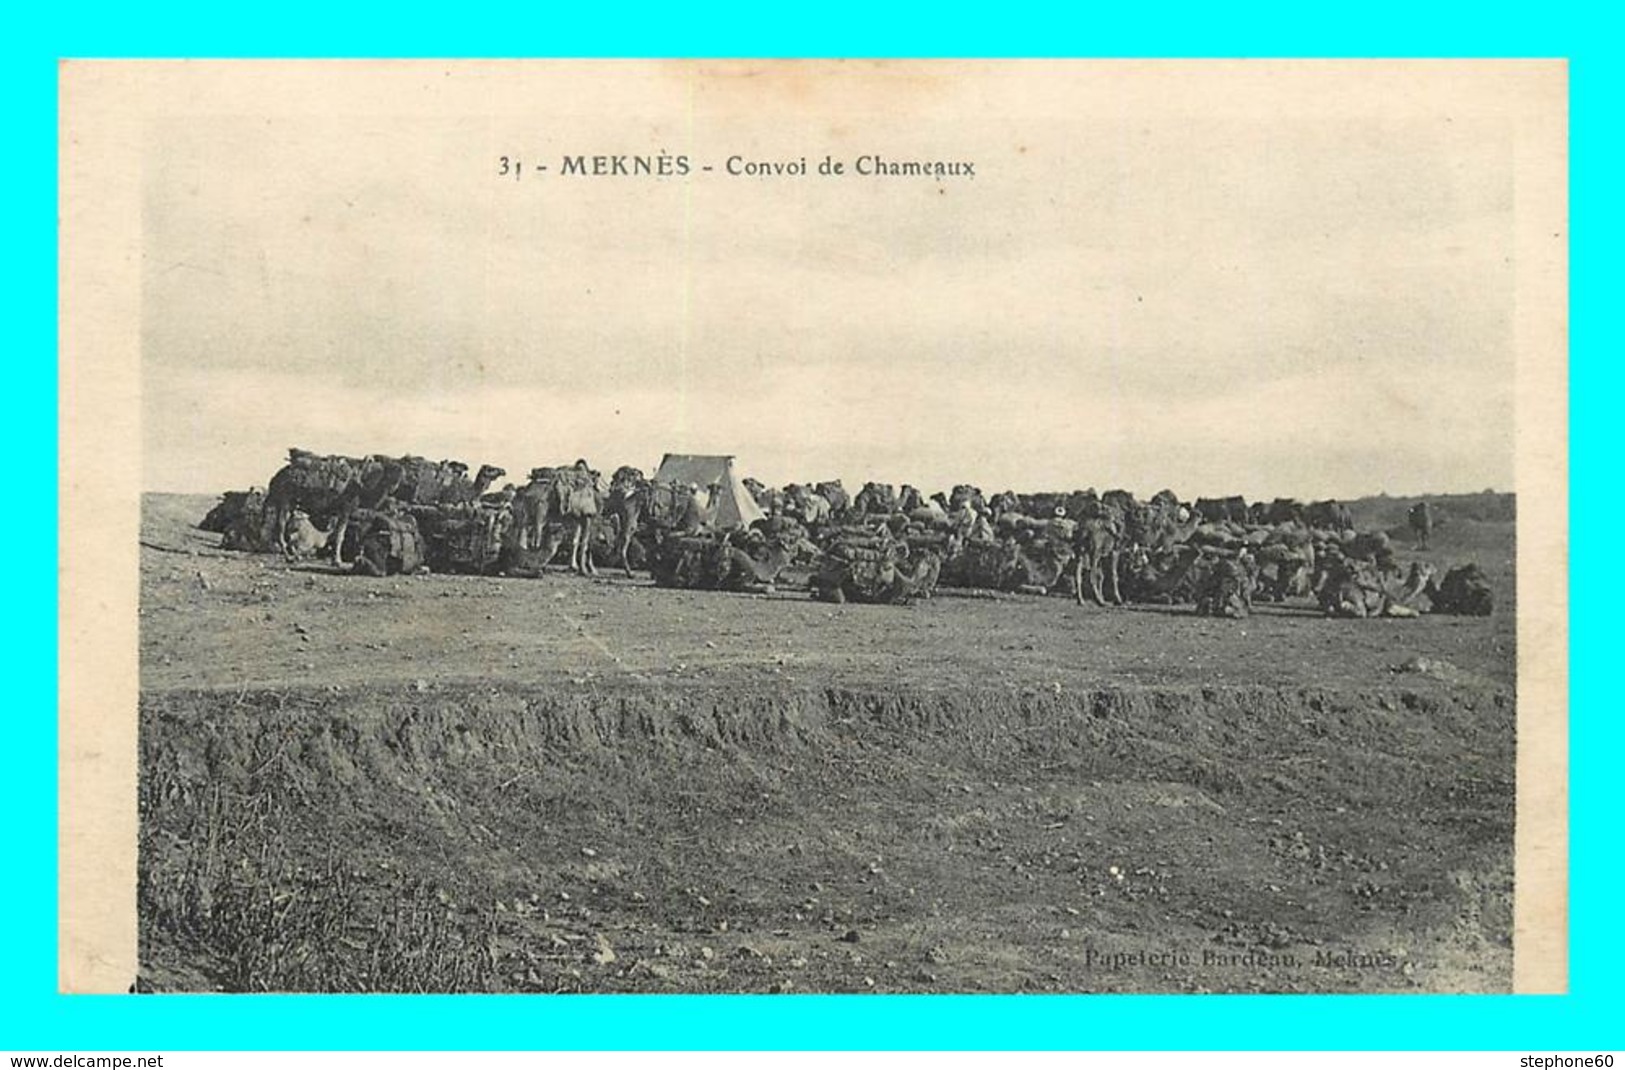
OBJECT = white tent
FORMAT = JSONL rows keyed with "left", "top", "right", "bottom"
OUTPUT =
{"left": 652, "top": 454, "right": 767, "bottom": 528}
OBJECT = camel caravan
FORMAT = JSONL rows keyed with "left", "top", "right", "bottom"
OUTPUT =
{"left": 198, "top": 447, "right": 1495, "bottom": 617}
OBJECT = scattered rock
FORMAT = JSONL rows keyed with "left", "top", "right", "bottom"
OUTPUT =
{"left": 839, "top": 929, "right": 861, "bottom": 944}
{"left": 590, "top": 936, "right": 616, "bottom": 965}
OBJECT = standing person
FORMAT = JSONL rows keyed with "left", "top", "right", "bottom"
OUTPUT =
{"left": 1408, "top": 500, "right": 1434, "bottom": 550}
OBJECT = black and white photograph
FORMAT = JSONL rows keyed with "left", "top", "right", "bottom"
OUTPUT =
{"left": 59, "top": 59, "right": 1567, "bottom": 995}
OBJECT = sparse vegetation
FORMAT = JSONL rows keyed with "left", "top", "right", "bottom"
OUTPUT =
{"left": 139, "top": 779, "right": 497, "bottom": 992}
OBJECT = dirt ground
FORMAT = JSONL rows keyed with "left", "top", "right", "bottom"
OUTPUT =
{"left": 137, "top": 492, "right": 1518, "bottom": 993}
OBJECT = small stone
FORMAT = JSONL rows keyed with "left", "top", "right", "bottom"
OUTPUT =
{"left": 699, "top": 947, "right": 715, "bottom": 961}
{"left": 839, "top": 929, "right": 861, "bottom": 944}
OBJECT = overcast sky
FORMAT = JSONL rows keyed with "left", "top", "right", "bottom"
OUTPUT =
{"left": 139, "top": 61, "right": 1549, "bottom": 500}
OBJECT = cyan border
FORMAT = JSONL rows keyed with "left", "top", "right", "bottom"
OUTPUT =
{"left": 19, "top": 4, "right": 1611, "bottom": 1051}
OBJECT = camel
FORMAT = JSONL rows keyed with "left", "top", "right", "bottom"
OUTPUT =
{"left": 606, "top": 474, "right": 692, "bottom": 578}
{"left": 1011, "top": 537, "right": 1075, "bottom": 596}
{"left": 1258, "top": 498, "right": 1306, "bottom": 526}
{"left": 604, "top": 469, "right": 647, "bottom": 577}
{"left": 1253, "top": 537, "right": 1315, "bottom": 601}
{"left": 816, "top": 481, "right": 851, "bottom": 517}
{"left": 646, "top": 530, "right": 812, "bottom": 592}
{"left": 742, "top": 477, "right": 773, "bottom": 511}
{"left": 459, "top": 464, "right": 507, "bottom": 503}
{"left": 281, "top": 508, "right": 332, "bottom": 558}
{"left": 813, "top": 549, "right": 942, "bottom": 604}
{"left": 1318, "top": 559, "right": 1434, "bottom": 618}
{"left": 853, "top": 482, "right": 898, "bottom": 516}
{"left": 987, "top": 490, "right": 1021, "bottom": 519}
{"left": 499, "top": 469, "right": 566, "bottom": 576}
{"left": 262, "top": 450, "right": 358, "bottom": 557}
{"left": 711, "top": 536, "right": 810, "bottom": 593}
{"left": 1127, "top": 497, "right": 1199, "bottom": 554}
{"left": 392, "top": 458, "right": 505, "bottom": 507}
{"left": 259, "top": 451, "right": 409, "bottom": 563}
{"left": 499, "top": 464, "right": 602, "bottom": 577}
{"left": 786, "top": 484, "right": 832, "bottom": 527}
{"left": 1101, "top": 489, "right": 1139, "bottom": 516}
{"left": 408, "top": 499, "right": 514, "bottom": 574}
{"left": 328, "top": 460, "right": 407, "bottom": 565}
{"left": 948, "top": 484, "right": 986, "bottom": 515}
{"left": 1305, "top": 499, "right": 1356, "bottom": 534}
{"left": 1073, "top": 513, "right": 1127, "bottom": 606}
{"left": 1118, "top": 543, "right": 1206, "bottom": 605}
{"left": 1149, "top": 489, "right": 1190, "bottom": 524}
{"left": 200, "top": 489, "right": 261, "bottom": 535}
{"left": 1195, "top": 552, "right": 1258, "bottom": 619}
{"left": 1195, "top": 496, "right": 1249, "bottom": 524}
{"left": 215, "top": 489, "right": 269, "bottom": 552}
{"left": 351, "top": 513, "right": 429, "bottom": 577}
{"left": 1429, "top": 562, "right": 1493, "bottom": 616}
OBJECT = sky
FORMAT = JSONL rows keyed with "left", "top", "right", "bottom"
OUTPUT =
{"left": 138, "top": 61, "right": 1552, "bottom": 500}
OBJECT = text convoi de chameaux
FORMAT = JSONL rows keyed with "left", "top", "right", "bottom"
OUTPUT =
{"left": 495, "top": 152, "right": 977, "bottom": 180}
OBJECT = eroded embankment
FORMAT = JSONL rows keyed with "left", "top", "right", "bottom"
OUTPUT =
{"left": 139, "top": 681, "right": 1514, "bottom": 994}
